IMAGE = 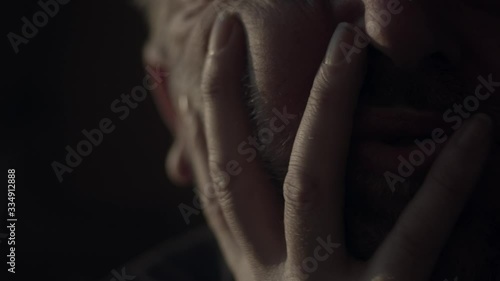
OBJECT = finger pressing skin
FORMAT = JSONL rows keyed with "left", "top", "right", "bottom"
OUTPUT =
{"left": 283, "top": 23, "right": 367, "bottom": 276}
{"left": 368, "top": 114, "right": 493, "bottom": 281}
{"left": 201, "top": 13, "right": 285, "bottom": 265}
{"left": 181, "top": 111, "right": 240, "bottom": 265}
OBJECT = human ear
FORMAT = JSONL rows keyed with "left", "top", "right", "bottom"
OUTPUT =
{"left": 148, "top": 64, "right": 193, "bottom": 186}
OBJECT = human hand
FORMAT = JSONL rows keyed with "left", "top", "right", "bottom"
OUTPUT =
{"left": 181, "top": 13, "right": 493, "bottom": 281}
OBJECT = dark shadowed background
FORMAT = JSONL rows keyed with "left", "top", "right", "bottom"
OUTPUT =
{"left": 3, "top": 0, "right": 204, "bottom": 280}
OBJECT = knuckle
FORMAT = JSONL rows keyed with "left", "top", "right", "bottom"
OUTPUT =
{"left": 208, "top": 159, "right": 232, "bottom": 203}
{"left": 203, "top": 198, "right": 222, "bottom": 219}
{"left": 283, "top": 167, "right": 321, "bottom": 212}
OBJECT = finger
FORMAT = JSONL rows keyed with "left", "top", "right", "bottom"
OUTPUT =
{"left": 283, "top": 23, "right": 367, "bottom": 274}
{"left": 368, "top": 114, "right": 493, "bottom": 281}
{"left": 201, "top": 13, "right": 284, "bottom": 264}
{"left": 181, "top": 111, "right": 241, "bottom": 264}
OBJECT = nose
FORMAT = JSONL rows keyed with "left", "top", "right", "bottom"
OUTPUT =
{"left": 334, "top": 0, "right": 460, "bottom": 67}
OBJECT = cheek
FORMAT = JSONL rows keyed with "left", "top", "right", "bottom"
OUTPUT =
{"left": 243, "top": 11, "right": 334, "bottom": 126}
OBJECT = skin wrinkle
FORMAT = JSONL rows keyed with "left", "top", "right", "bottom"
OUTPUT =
{"left": 249, "top": 46, "right": 472, "bottom": 187}
{"left": 249, "top": 66, "right": 500, "bottom": 279}
{"left": 240, "top": 7, "right": 500, "bottom": 280}
{"left": 137, "top": 0, "right": 500, "bottom": 279}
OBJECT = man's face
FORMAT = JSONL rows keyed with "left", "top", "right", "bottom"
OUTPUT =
{"left": 144, "top": 0, "right": 500, "bottom": 273}
{"left": 225, "top": 0, "right": 500, "bottom": 259}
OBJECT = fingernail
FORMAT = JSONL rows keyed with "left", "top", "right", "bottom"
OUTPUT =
{"left": 456, "top": 113, "right": 493, "bottom": 147}
{"left": 324, "top": 22, "right": 357, "bottom": 65}
{"left": 208, "top": 13, "right": 236, "bottom": 55}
